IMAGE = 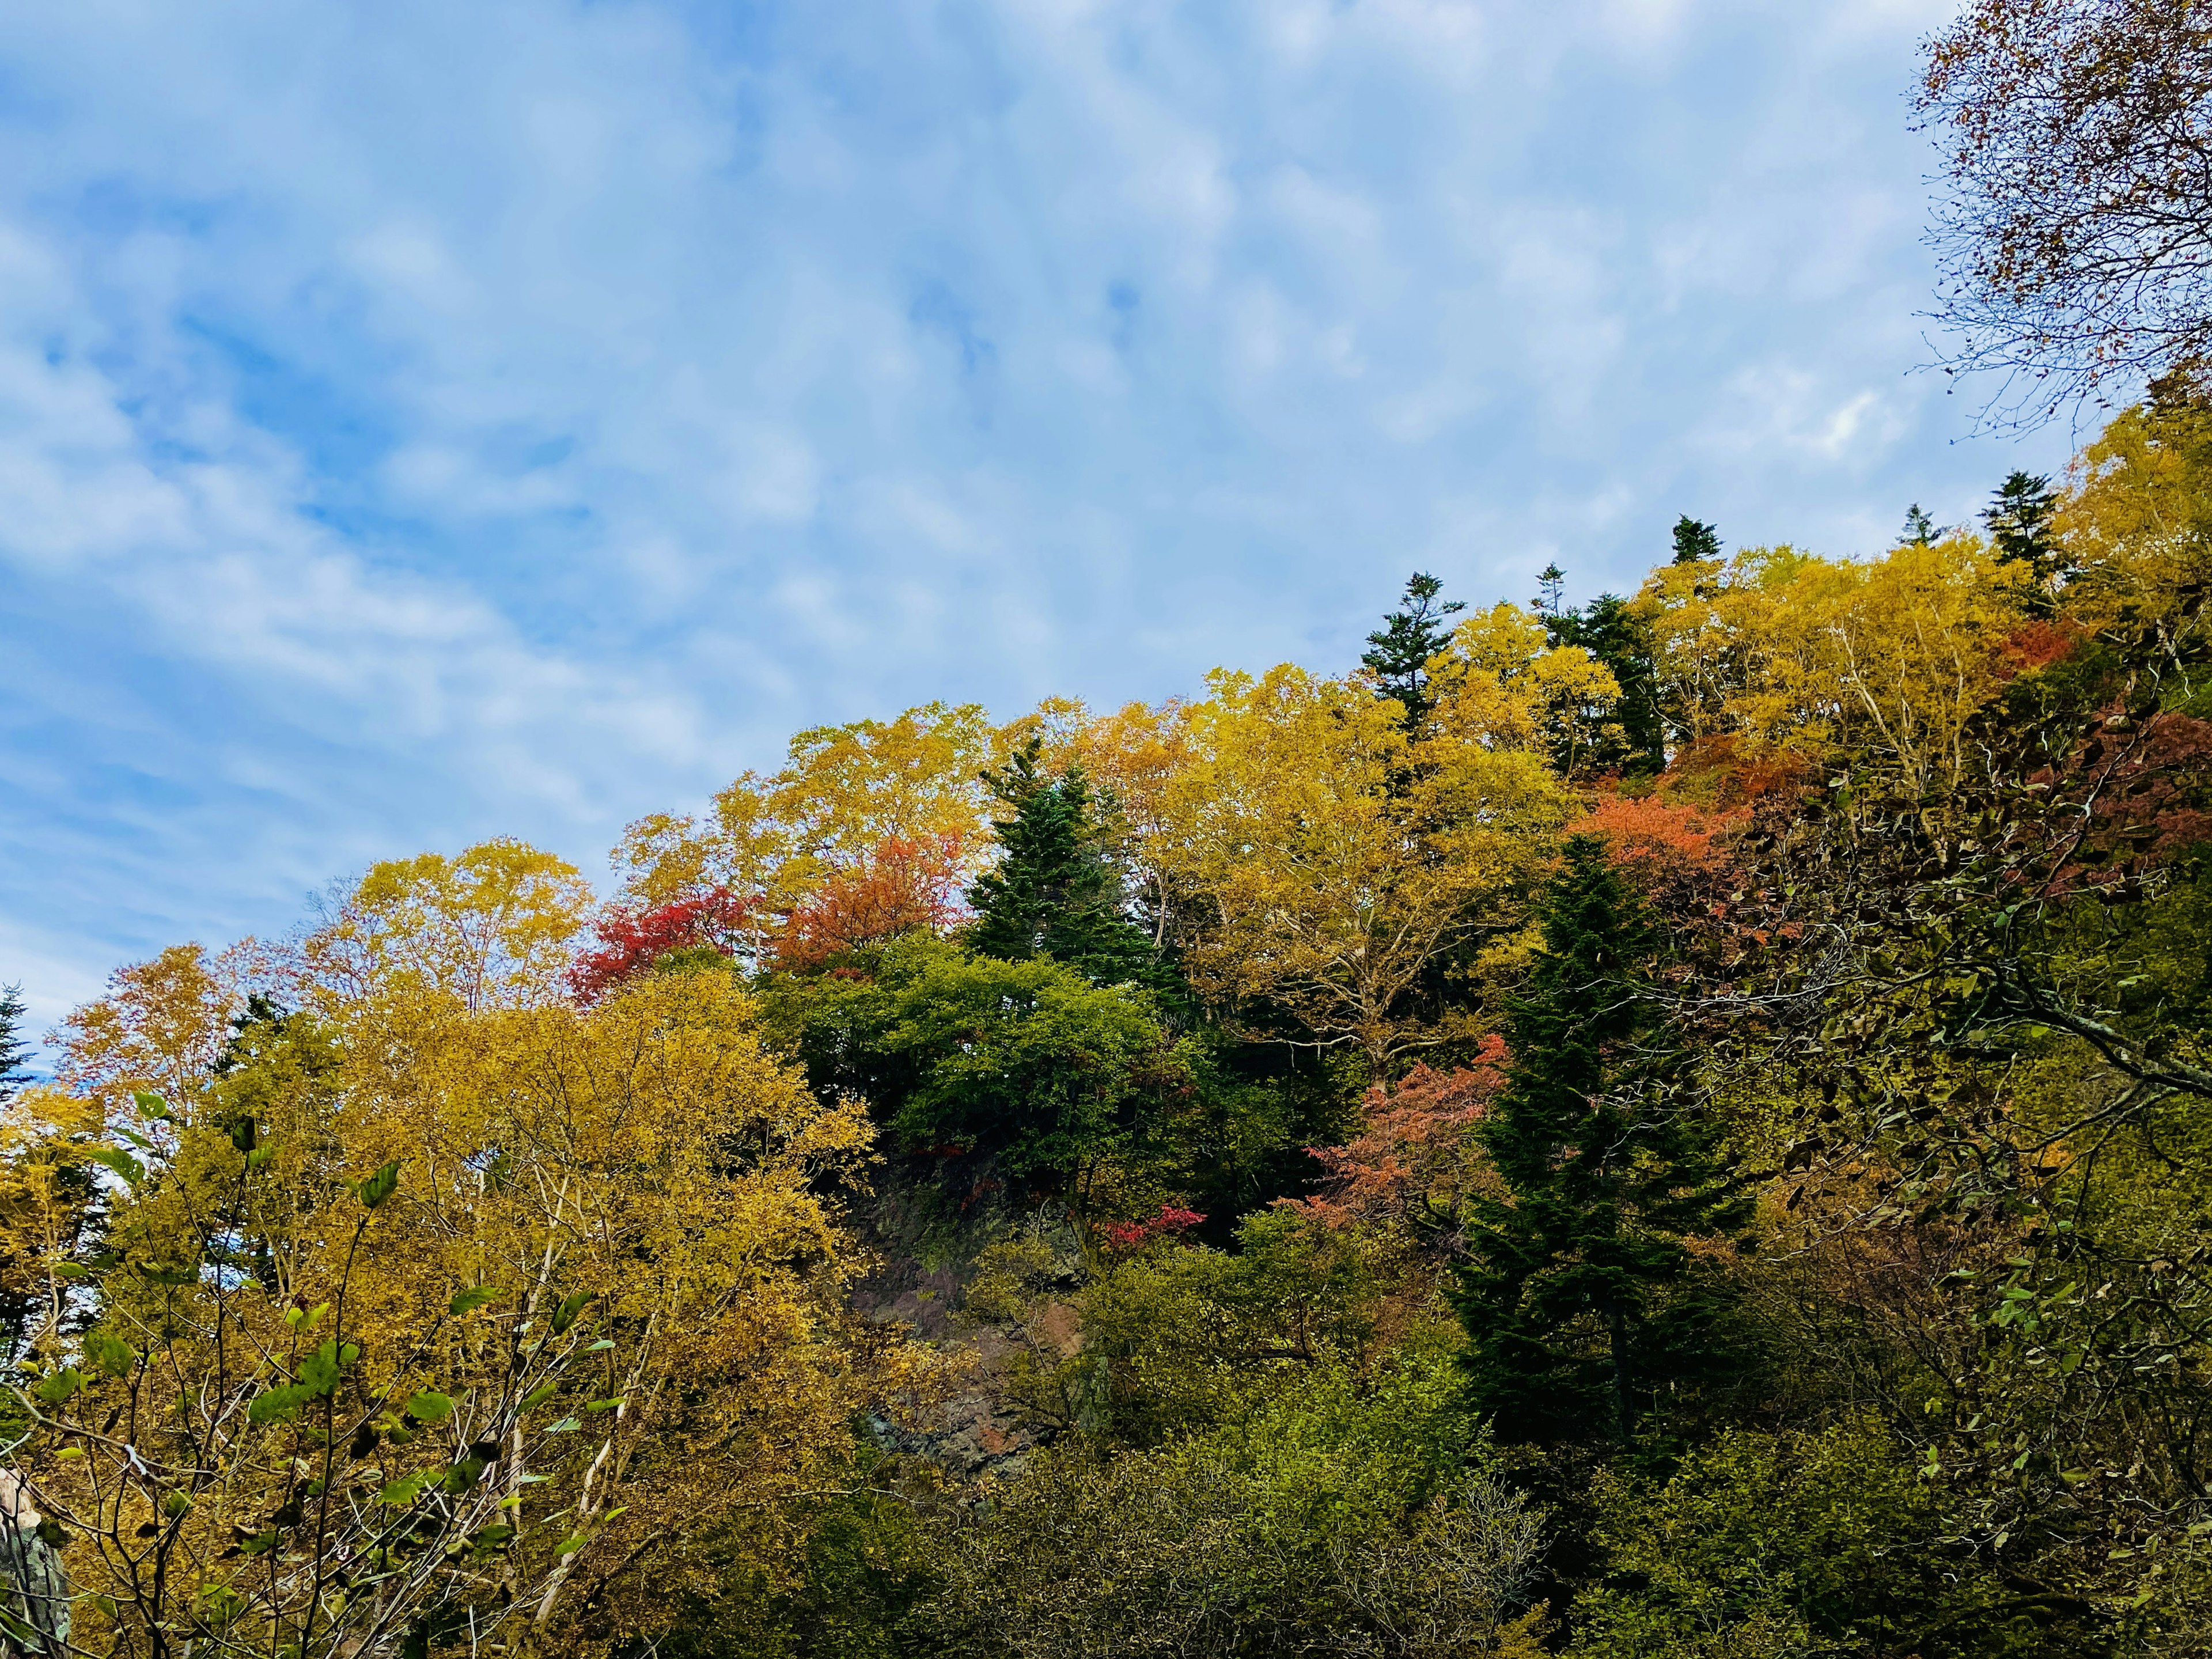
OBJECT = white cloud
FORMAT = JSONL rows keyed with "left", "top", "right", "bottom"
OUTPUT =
{"left": 0, "top": 0, "right": 2080, "bottom": 1013}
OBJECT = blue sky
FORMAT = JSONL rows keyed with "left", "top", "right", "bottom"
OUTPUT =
{"left": 1, "top": 0, "right": 2076, "bottom": 1036}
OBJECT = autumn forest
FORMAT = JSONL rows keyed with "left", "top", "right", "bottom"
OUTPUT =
{"left": 9, "top": 3, "right": 2212, "bottom": 1657}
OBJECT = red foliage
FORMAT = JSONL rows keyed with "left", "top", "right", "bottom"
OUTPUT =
{"left": 1282, "top": 1042, "right": 1508, "bottom": 1237}
{"left": 567, "top": 889, "right": 753, "bottom": 1005}
{"left": 1660, "top": 734, "right": 1812, "bottom": 809}
{"left": 2046, "top": 707, "right": 2212, "bottom": 885}
{"left": 774, "top": 834, "right": 971, "bottom": 972}
{"left": 1099, "top": 1205, "right": 1206, "bottom": 1253}
{"left": 1997, "top": 618, "right": 2086, "bottom": 677}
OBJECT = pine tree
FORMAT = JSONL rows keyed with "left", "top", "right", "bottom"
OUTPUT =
{"left": 1896, "top": 503, "right": 1942, "bottom": 547}
{"left": 0, "top": 984, "right": 29, "bottom": 1108}
{"left": 1983, "top": 469, "right": 2065, "bottom": 614}
{"left": 1547, "top": 594, "right": 1667, "bottom": 777}
{"left": 968, "top": 740, "right": 1168, "bottom": 993}
{"left": 1362, "top": 573, "right": 1465, "bottom": 726}
{"left": 1670, "top": 516, "right": 1721, "bottom": 565}
{"left": 1453, "top": 836, "right": 1752, "bottom": 1447}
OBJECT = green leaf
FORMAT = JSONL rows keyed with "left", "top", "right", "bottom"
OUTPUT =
{"left": 519, "top": 1380, "right": 560, "bottom": 1412}
{"left": 551, "top": 1290, "right": 596, "bottom": 1335}
{"left": 356, "top": 1160, "right": 402, "bottom": 1210}
{"left": 406, "top": 1391, "right": 454, "bottom": 1425}
{"left": 248, "top": 1384, "right": 306, "bottom": 1425}
{"left": 85, "top": 1147, "right": 145, "bottom": 1187}
{"left": 585, "top": 1339, "right": 616, "bottom": 1352}
{"left": 239, "top": 1528, "right": 280, "bottom": 1557}
{"left": 585, "top": 1397, "right": 625, "bottom": 1414}
{"left": 131, "top": 1091, "right": 170, "bottom": 1121}
{"left": 84, "top": 1330, "right": 136, "bottom": 1378}
{"left": 380, "top": 1471, "right": 434, "bottom": 1507}
{"left": 450, "top": 1285, "right": 502, "bottom": 1317}
{"left": 555, "top": 1533, "right": 590, "bottom": 1556}
{"left": 444, "top": 1457, "right": 488, "bottom": 1494}
{"left": 34, "top": 1367, "right": 85, "bottom": 1407}
{"left": 546, "top": 1416, "right": 580, "bottom": 1434}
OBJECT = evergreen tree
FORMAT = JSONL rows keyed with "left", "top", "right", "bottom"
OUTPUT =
{"left": 1896, "top": 503, "right": 1942, "bottom": 547}
{"left": 1547, "top": 594, "right": 1667, "bottom": 777}
{"left": 968, "top": 740, "right": 1168, "bottom": 993}
{"left": 1670, "top": 515, "right": 1721, "bottom": 565}
{"left": 1362, "top": 572, "right": 1465, "bottom": 726}
{"left": 1453, "top": 837, "right": 1752, "bottom": 1448}
{"left": 1983, "top": 469, "right": 2066, "bottom": 614}
{"left": 1533, "top": 562, "right": 1567, "bottom": 619}
{"left": 0, "top": 984, "right": 29, "bottom": 1108}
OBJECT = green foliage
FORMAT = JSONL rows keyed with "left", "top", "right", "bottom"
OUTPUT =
{"left": 931, "top": 1349, "right": 1547, "bottom": 1658}
{"left": 1567, "top": 1420, "right": 2101, "bottom": 1659}
{"left": 968, "top": 739, "right": 1176, "bottom": 998}
{"left": 1670, "top": 515, "right": 1721, "bottom": 565}
{"left": 0, "top": 983, "right": 28, "bottom": 1108}
{"left": 1363, "top": 571, "right": 1467, "bottom": 726}
{"left": 1454, "top": 836, "right": 1755, "bottom": 1448}
{"left": 770, "top": 935, "right": 1189, "bottom": 1184}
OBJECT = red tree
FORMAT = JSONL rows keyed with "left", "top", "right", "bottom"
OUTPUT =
{"left": 567, "top": 889, "right": 753, "bottom": 1004}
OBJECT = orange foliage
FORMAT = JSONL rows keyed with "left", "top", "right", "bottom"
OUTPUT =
{"left": 774, "top": 833, "right": 970, "bottom": 971}
{"left": 1569, "top": 791, "right": 1744, "bottom": 897}
{"left": 1283, "top": 1041, "right": 1506, "bottom": 1246}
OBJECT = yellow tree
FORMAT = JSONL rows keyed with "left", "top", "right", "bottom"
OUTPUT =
{"left": 613, "top": 702, "right": 1012, "bottom": 955}
{"left": 53, "top": 943, "right": 239, "bottom": 1120}
{"left": 14, "top": 968, "right": 900, "bottom": 1659}
{"left": 1149, "top": 666, "right": 1569, "bottom": 1077}
{"left": 293, "top": 839, "right": 596, "bottom": 1014}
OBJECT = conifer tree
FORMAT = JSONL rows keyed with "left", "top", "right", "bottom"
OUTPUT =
{"left": 968, "top": 741, "right": 1167, "bottom": 993}
{"left": 0, "top": 984, "right": 29, "bottom": 1108}
{"left": 1670, "top": 516, "right": 1721, "bottom": 565}
{"left": 1983, "top": 469, "right": 2066, "bottom": 614}
{"left": 1453, "top": 836, "right": 1751, "bottom": 1447}
{"left": 1362, "top": 572, "right": 1465, "bottom": 726}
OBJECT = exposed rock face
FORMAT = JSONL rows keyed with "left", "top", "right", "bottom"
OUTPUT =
{"left": 848, "top": 1155, "right": 1084, "bottom": 1484}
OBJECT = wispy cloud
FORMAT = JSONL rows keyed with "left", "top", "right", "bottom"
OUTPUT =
{"left": 0, "top": 0, "right": 2075, "bottom": 1035}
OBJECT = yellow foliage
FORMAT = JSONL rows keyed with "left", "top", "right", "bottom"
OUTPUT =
{"left": 19, "top": 970, "right": 904, "bottom": 1659}
{"left": 1426, "top": 602, "right": 1624, "bottom": 772}
{"left": 1145, "top": 665, "right": 1569, "bottom": 1075}
{"left": 52, "top": 941, "right": 240, "bottom": 1118}
{"left": 613, "top": 702, "right": 1015, "bottom": 940}
{"left": 287, "top": 838, "right": 595, "bottom": 1015}
{"left": 1635, "top": 539, "right": 2031, "bottom": 796}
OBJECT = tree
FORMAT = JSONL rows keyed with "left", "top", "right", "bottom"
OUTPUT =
{"left": 17, "top": 969, "right": 892, "bottom": 1659}
{"left": 296, "top": 840, "right": 596, "bottom": 1014}
{"left": 1452, "top": 837, "right": 1751, "bottom": 1448}
{"left": 0, "top": 986, "right": 28, "bottom": 1108}
{"left": 1153, "top": 665, "right": 1570, "bottom": 1077}
{"left": 1544, "top": 596, "right": 1668, "bottom": 776}
{"left": 1670, "top": 517, "right": 1721, "bottom": 565}
{"left": 1363, "top": 573, "right": 1466, "bottom": 726}
{"left": 967, "top": 741, "right": 1166, "bottom": 993}
{"left": 774, "top": 937, "right": 1186, "bottom": 1195}
{"left": 1897, "top": 503, "right": 1942, "bottom": 547}
{"left": 1919, "top": 0, "right": 2212, "bottom": 423}
{"left": 1986, "top": 469, "right": 2061, "bottom": 569}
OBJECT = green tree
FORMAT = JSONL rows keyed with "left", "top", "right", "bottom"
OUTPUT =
{"left": 0, "top": 984, "right": 29, "bottom": 1108}
{"left": 1362, "top": 572, "right": 1467, "bottom": 726}
{"left": 1984, "top": 468, "right": 2066, "bottom": 612}
{"left": 772, "top": 936, "right": 1187, "bottom": 1191}
{"left": 967, "top": 740, "right": 1168, "bottom": 994}
{"left": 1545, "top": 596, "right": 1666, "bottom": 776}
{"left": 1669, "top": 516, "right": 1721, "bottom": 565}
{"left": 1452, "top": 836, "right": 1752, "bottom": 1448}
